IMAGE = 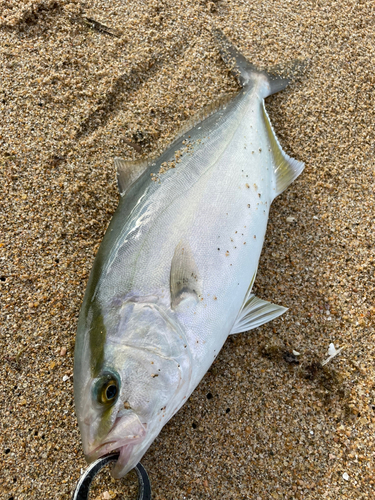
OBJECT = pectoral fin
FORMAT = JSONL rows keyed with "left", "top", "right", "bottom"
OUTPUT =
{"left": 230, "top": 295, "right": 287, "bottom": 334}
{"left": 170, "top": 241, "right": 202, "bottom": 310}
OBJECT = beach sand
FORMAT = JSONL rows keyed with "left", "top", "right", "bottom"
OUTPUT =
{"left": 1, "top": 0, "right": 374, "bottom": 498}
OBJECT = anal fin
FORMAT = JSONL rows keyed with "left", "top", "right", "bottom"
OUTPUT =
{"left": 230, "top": 295, "right": 287, "bottom": 335}
{"left": 262, "top": 102, "right": 305, "bottom": 198}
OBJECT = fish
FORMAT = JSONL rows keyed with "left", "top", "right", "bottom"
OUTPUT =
{"left": 73, "top": 31, "right": 305, "bottom": 479}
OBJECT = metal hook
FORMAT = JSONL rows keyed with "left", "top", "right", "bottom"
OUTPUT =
{"left": 72, "top": 453, "right": 151, "bottom": 500}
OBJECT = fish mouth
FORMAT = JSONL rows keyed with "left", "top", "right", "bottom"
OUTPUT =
{"left": 85, "top": 441, "right": 138, "bottom": 478}
{"left": 84, "top": 415, "right": 147, "bottom": 477}
{"left": 85, "top": 430, "right": 147, "bottom": 463}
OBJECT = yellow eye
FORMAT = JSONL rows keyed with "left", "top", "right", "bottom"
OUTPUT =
{"left": 99, "top": 379, "right": 118, "bottom": 404}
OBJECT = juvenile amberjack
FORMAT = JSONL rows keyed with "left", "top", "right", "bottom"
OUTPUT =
{"left": 74, "top": 31, "right": 305, "bottom": 478}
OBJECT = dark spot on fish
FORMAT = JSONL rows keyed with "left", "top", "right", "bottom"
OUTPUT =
{"left": 192, "top": 422, "right": 197, "bottom": 429}
{"left": 0, "top": 276, "right": 6, "bottom": 281}
{"left": 226, "top": 408, "right": 230, "bottom": 414}
{"left": 5, "top": 448, "right": 10, "bottom": 454}
{"left": 207, "top": 393, "right": 213, "bottom": 400}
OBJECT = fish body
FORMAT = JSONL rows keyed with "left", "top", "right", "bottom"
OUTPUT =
{"left": 74, "top": 33, "right": 304, "bottom": 478}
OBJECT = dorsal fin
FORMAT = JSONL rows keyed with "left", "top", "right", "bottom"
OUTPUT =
{"left": 114, "top": 157, "right": 155, "bottom": 196}
{"left": 262, "top": 102, "right": 305, "bottom": 197}
{"left": 166, "top": 92, "right": 235, "bottom": 147}
{"left": 213, "top": 28, "right": 306, "bottom": 96}
{"left": 115, "top": 93, "right": 235, "bottom": 190}
{"left": 170, "top": 241, "right": 202, "bottom": 310}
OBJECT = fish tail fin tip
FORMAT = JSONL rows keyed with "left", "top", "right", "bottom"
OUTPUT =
{"left": 262, "top": 102, "right": 305, "bottom": 197}
{"left": 213, "top": 28, "right": 307, "bottom": 95}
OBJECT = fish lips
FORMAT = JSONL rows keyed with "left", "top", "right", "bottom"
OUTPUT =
{"left": 84, "top": 411, "right": 147, "bottom": 475}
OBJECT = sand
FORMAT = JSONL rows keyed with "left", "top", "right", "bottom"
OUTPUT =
{"left": 1, "top": 0, "right": 374, "bottom": 499}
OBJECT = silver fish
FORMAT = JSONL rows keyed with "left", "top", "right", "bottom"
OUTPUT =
{"left": 74, "top": 32, "right": 304, "bottom": 478}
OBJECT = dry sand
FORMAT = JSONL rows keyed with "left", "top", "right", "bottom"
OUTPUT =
{"left": 1, "top": 0, "right": 374, "bottom": 499}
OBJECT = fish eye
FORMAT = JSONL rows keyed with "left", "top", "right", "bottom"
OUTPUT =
{"left": 96, "top": 374, "right": 120, "bottom": 405}
{"left": 105, "top": 382, "right": 117, "bottom": 401}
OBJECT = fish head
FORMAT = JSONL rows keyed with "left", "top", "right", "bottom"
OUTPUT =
{"left": 74, "top": 298, "right": 191, "bottom": 478}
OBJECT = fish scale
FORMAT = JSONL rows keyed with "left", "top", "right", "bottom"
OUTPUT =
{"left": 74, "top": 31, "right": 305, "bottom": 479}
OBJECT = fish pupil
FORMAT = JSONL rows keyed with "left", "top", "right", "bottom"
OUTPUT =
{"left": 106, "top": 384, "right": 117, "bottom": 400}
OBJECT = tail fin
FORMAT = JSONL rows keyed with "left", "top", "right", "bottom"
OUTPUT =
{"left": 213, "top": 28, "right": 306, "bottom": 96}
